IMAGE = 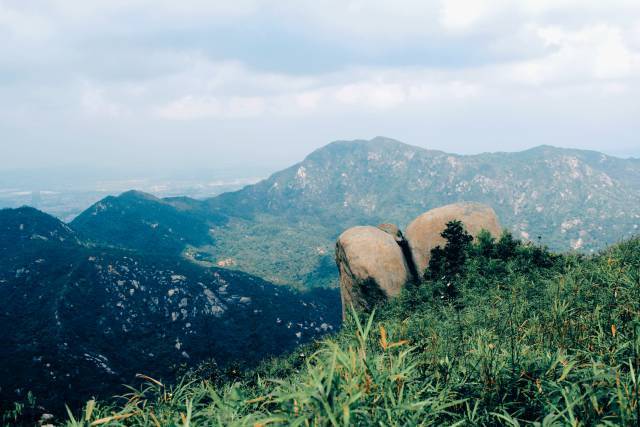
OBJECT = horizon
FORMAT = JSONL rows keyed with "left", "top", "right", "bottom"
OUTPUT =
{"left": 2, "top": 136, "right": 639, "bottom": 223}
{"left": 2, "top": 136, "right": 639, "bottom": 174}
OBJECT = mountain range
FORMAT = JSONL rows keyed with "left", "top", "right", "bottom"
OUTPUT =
{"left": 73, "top": 137, "right": 640, "bottom": 288}
{"left": 2, "top": 137, "right": 640, "bottom": 412}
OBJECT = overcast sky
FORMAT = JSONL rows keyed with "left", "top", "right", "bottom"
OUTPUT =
{"left": 1, "top": 1, "right": 639, "bottom": 176}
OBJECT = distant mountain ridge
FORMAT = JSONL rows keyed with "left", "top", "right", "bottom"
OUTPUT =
{"left": 70, "top": 137, "right": 640, "bottom": 289}
{"left": 213, "top": 137, "right": 640, "bottom": 225}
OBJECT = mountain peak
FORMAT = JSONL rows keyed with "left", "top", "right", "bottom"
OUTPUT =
{"left": 303, "top": 137, "right": 428, "bottom": 164}
{"left": 118, "top": 189, "right": 160, "bottom": 201}
{"left": 0, "top": 205, "right": 64, "bottom": 224}
{"left": 368, "top": 136, "right": 409, "bottom": 146}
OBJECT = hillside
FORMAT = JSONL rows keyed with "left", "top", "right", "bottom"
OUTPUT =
{"left": 0, "top": 206, "right": 80, "bottom": 249}
{"left": 0, "top": 207, "right": 340, "bottom": 415}
{"left": 70, "top": 138, "right": 640, "bottom": 288}
{"left": 71, "top": 190, "right": 223, "bottom": 255}
{"left": 51, "top": 233, "right": 640, "bottom": 425}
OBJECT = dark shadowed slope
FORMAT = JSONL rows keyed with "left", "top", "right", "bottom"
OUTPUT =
{"left": 0, "top": 207, "right": 340, "bottom": 414}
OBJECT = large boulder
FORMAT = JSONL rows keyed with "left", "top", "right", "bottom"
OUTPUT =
{"left": 405, "top": 202, "right": 502, "bottom": 276}
{"left": 336, "top": 226, "right": 410, "bottom": 319}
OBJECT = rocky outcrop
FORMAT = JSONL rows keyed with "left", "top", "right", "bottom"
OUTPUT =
{"left": 336, "top": 202, "right": 501, "bottom": 318}
{"left": 377, "top": 223, "right": 420, "bottom": 283}
{"left": 335, "top": 226, "right": 410, "bottom": 319}
{"left": 377, "top": 223, "right": 403, "bottom": 242}
{"left": 405, "top": 202, "right": 502, "bottom": 275}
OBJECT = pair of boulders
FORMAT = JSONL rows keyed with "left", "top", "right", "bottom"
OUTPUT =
{"left": 336, "top": 202, "right": 501, "bottom": 318}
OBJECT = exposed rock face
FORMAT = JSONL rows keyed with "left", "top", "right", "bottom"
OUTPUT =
{"left": 405, "top": 202, "right": 502, "bottom": 275}
{"left": 378, "top": 223, "right": 420, "bottom": 283}
{"left": 336, "top": 203, "right": 501, "bottom": 317}
{"left": 336, "top": 226, "right": 410, "bottom": 319}
{"left": 377, "top": 223, "right": 403, "bottom": 242}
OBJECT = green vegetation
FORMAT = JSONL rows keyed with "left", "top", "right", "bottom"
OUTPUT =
{"left": 48, "top": 228, "right": 640, "bottom": 426}
{"left": 206, "top": 215, "right": 337, "bottom": 289}
{"left": 425, "top": 220, "right": 474, "bottom": 301}
{"left": 0, "top": 206, "right": 340, "bottom": 421}
{"left": 70, "top": 139, "right": 640, "bottom": 291}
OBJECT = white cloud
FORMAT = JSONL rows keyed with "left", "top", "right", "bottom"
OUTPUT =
{"left": 1, "top": 0, "right": 640, "bottom": 169}
{"left": 509, "top": 24, "right": 640, "bottom": 85}
{"left": 334, "top": 82, "right": 405, "bottom": 109}
{"left": 439, "top": 0, "right": 506, "bottom": 32}
{"left": 154, "top": 95, "right": 266, "bottom": 120}
{"left": 44, "top": 0, "right": 260, "bottom": 23}
{"left": 294, "top": 91, "right": 323, "bottom": 110}
{"left": 80, "top": 82, "right": 128, "bottom": 118}
{"left": 147, "top": 63, "right": 489, "bottom": 120}
{"left": 0, "top": 4, "right": 53, "bottom": 41}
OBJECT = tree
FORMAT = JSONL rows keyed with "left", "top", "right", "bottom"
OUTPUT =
{"left": 426, "top": 220, "right": 473, "bottom": 301}
{"left": 495, "top": 231, "right": 520, "bottom": 260}
{"left": 475, "top": 229, "right": 496, "bottom": 258}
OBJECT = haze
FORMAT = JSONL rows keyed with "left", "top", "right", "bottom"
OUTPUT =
{"left": 1, "top": 0, "right": 640, "bottom": 179}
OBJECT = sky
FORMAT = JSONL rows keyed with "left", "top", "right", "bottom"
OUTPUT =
{"left": 1, "top": 0, "right": 640, "bottom": 177}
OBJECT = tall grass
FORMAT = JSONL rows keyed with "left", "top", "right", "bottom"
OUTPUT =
{"left": 40, "top": 237, "right": 640, "bottom": 425}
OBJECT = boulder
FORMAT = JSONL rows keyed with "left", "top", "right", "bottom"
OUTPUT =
{"left": 377, "top": 223, "right": 420, "bottom": 283}
{"left": 336, "top": 226, "right": 410, "bottom": 319}
{"left": 377, "top": 223, "right": 404, "bottom": 242}
{"left": 405, "top": 202, "right": 501, "bottom": 276}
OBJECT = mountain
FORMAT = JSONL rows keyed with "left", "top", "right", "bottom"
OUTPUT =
{"left": 0, "top": 207, "right": 340, "bottom": 413}
{"left": 71, "top": 190, "right": 224, "bottom": 255}
{"left": 4, "top": 137, "right": 640, "bottom": 418}
{"left": 211, "top": 138, "right": 640, "bottom": 234}
{"left": 69, "top": 138, "right": 640, "bottom": 289}
{"left": 204, "top": 138, "right": 640, "bottom": 286}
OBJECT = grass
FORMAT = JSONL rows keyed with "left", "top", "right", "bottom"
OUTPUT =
{"left": 7, "top": 234, "right": 640, "bottom": 425}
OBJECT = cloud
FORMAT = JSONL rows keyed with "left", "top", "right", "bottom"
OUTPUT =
{"left": 508, "top": 24, "right": 640, "bottom": 85}
{"left": 142, "top": 63, "right": 485, "bottom": 120}
{"left": 80, "top": 82, "right": 129, "bottom": 118}
{"left": 0, "top": 3, "right": 53, "bottom": 41}
{"left": 1, "top": 0, "right": 640, "bottom": 171}
{"left": 154, "top": 95, "right": 266, "bottom": 120}
{"left": 439, "top": 0, "right": 507, "bottom": 32}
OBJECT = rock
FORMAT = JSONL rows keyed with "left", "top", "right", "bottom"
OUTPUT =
{"left": 336, "top": 226, "right": 410, "bottom": 319}
{"left": 377, "top": 223, "right": 403, "bottom": 242}
{"left": 335, "top": 203, "right": 501, "bottom": 317}
{"left": 405, "top": 202, "right": 501, "bottom": 276}
{"left": 377, "top": 223, "right": 420, "bottom": 283}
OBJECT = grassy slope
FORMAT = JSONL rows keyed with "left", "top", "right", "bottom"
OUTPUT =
{"left": 7, "top": 236, "right": 640, "bottom": 426}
